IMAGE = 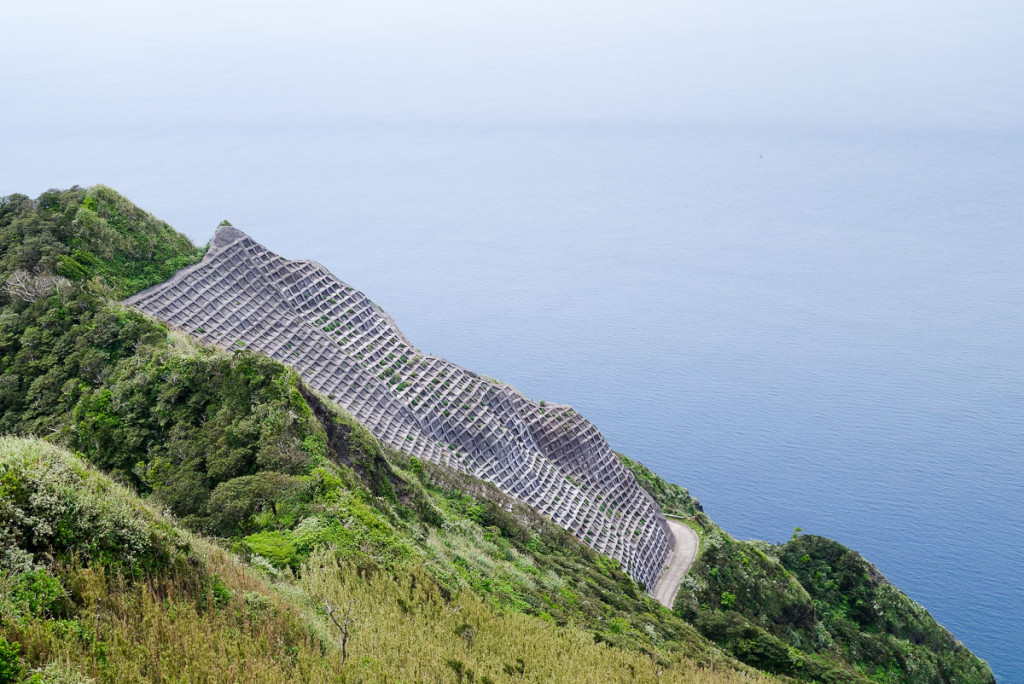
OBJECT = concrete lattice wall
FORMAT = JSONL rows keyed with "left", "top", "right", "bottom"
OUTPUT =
{"left": 126, "top": 225, "right": 673, "bottom": 591}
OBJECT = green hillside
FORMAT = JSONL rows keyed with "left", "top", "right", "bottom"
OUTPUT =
{"left": 621, "top": 458, "right": 994, "bottom": 683}
{"left": 0, "top": 186, "right": 994, "bottom": 683}
{"left": 0, "top": 436, "right": 769, "bottom": 683}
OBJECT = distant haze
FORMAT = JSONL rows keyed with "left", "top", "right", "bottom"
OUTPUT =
{"left": 3, "top": 0, "right": 1023, "bottom": 131}
{"left": 2, "top": 1, "right": 1022, "bottom": 680}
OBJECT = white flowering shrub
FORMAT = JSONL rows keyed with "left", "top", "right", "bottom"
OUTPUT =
{"left": 0, "top": 437, "right": 188, "bottom": 575}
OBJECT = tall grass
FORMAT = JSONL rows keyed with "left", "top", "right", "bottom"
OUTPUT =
{"left": 8, "top": 549, "right": 771, "bottom": 683}
{"left": 1, "top": 437, "right": 771, "bottom": 683}
{"left": 298, "top": 550, "right": 770, "bottom": 683}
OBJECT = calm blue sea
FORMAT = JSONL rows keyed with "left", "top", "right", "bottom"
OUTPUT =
{"left": 5, "top": 122, "right": 1022, "bottom": 680}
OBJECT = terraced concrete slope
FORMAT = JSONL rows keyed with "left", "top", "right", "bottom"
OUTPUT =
{"left": 126, "top": 225, "right": 673, "bottom": 591}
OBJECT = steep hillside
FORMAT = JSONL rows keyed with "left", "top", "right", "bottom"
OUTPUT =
{"left": 0, "top": 279, "right": 710, "bottom": 658}
{"left": 0, "top": 437, "right": 763, "bottom": 683}
{"left": 0, "top": 186, "right": 995, "bottom": 683}
{"left": 125, "top": 224, "right": 671, "bottom": 591}
{"left": 625, "top": 459, "right": 995, "bottom": 683}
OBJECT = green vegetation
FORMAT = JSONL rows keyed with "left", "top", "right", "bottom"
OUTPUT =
{"left": 622, "top": 458, "right": 994, "bottom": 683}
{"left": 0, "top": 185, "right": 204, "bottom": 299}
{"left": 1, "top": 437, "right": 779, "bottom": 683}
{"left": 777, "top": 535, "right": 992, "bottom": 683}
{"left": 0, "top": 187, "right": 994, "bottom": 682}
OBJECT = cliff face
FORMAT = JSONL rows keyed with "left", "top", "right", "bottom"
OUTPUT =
{"left": 126, "top": 225, "right": 673, "bottom": 590}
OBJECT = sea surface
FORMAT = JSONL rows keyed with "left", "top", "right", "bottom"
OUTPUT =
{"left": 5, "top": 122, "right": 1022, "bottom": 680}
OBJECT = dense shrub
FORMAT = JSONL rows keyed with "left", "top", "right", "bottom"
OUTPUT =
{"left": 0, "top": 636, "right": 22, "bottom": 684}
{"left": 631, "top": 464, "right": 997, "bottom": 682}
{"left": 0, "top": 437, "right": 188, "bottom": 576}
{"left": 0, "top": 445, "right": 766, "bottom": 683}
{"left": 0, "top": 186, "right": 203, "bottom": 299}
{"left": 616, "top": 452, "right": 702, "bottom": 517}
{"left": 778, "top": 535, "right": 995, "bottom": 683}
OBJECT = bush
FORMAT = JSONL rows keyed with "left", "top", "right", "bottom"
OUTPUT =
{"left": 243, "top": 531, "right": 299, "bottom": 569}
{"left": 10, "top": 569, "right": 65, "bottom": 617}
{"left": 777, "top": 535, "right": 995, "bottom": 683}
{"left": 0, "top": 437, "right": 188, "bottom": 575}
{"left": 0, "top": 636, "right": 23, "bottom": 684}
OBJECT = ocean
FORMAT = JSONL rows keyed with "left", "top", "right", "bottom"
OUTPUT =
{"left": 5, "top": 120, "right": 1022, "bottom": 680}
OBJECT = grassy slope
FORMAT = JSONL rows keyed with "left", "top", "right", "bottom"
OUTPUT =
{"left": 0, "top": 187, "right": 995, "bottom": 683}
{"left": 1, "top": 437, "right": 773, "bottom": 683}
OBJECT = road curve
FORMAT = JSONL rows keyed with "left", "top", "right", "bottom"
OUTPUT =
{"left": 652, "top": 519, "right": 699, "bottom": 609}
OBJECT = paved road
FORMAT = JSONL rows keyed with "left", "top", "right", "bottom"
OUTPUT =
{"left": 652, "top": 519, "right": 700, "bottom": 609}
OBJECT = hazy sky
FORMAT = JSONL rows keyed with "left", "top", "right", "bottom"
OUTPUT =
{"left": 3, "top": 0, "right": 1022, "bottom": 131}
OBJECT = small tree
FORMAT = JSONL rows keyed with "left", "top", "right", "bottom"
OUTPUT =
{"left": 325, "top": 600, "right": 356, "bottom": 667}
{"left": 2, "top": 268, "right": 70, "bottom": 302}
{"left": 208, "top": 472, "right": 304, "bottom": 534}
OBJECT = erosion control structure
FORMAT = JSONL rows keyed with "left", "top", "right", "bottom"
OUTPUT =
{"left": 127, "top": 225, "right": 674, "bottom": 591}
